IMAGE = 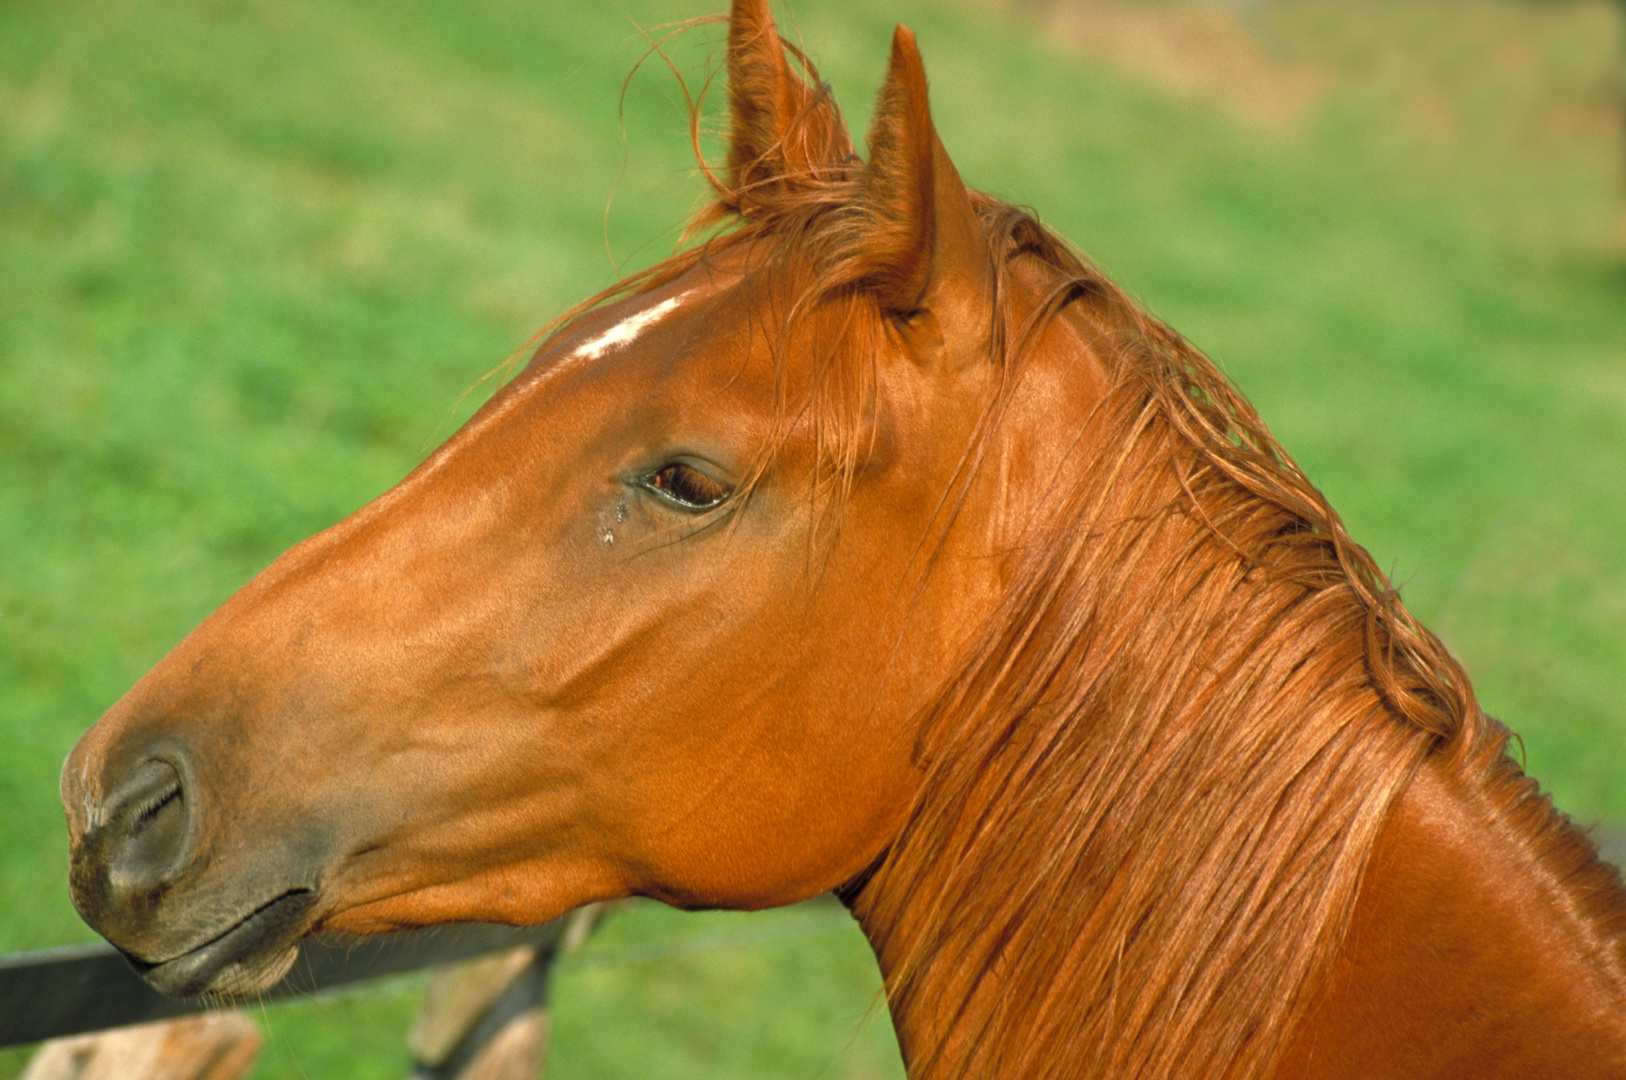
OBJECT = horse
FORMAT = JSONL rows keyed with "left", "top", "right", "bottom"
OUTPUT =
{"left": 60, "top": 2, "right": 1626, "bottom": 1077}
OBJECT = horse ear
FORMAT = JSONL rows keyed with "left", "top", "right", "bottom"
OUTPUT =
{"left": 854, "top": 26, "right": 993, "bottom": 351}
{"left": 726, "top": 0, "right": 852, "bottom": 215}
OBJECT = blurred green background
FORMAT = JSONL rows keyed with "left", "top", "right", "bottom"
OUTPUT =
{"left": 1, "top": 0, "right": 1622, "bottom": 1077}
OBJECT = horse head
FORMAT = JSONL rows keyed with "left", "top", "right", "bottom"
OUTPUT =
{"left": 61, "top": 0, "right": 1102, "bottom": 999}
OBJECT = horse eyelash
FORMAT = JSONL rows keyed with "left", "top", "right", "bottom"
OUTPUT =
{"left": 640, "top": 462, "right": 733, "bottom": 511}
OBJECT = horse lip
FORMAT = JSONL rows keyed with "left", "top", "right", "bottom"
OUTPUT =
{"left": 125, "top": 887, "right": 319, "bottom": 997}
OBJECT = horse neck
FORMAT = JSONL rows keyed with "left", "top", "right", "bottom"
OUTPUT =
{"left": 838, "top": 386, "right": 1626, "bottom": 1074}
{"left": 840, "top": 426, "right": 1435, "bottom": 1078}
{"left": 1279, "top": 736, "right": 1626, "bottom": 1078}
{"left": 837, "top": 272, "right": 1626, "bottom": 1075}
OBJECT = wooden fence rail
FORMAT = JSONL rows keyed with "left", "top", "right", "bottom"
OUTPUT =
{"left": 0, "top": 911, "right": 604, "bottom": 1080}
{"left": 0, "top": 921, "right": 564, "bottom": 1049}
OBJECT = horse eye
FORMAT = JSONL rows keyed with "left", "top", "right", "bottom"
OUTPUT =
{"left": 643, "top": 463, "right": 732, "bottom": 510}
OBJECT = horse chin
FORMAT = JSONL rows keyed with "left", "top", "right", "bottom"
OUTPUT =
{"left": 123, "top": 888, "right": 318, "bottom": 998}
{"left": 140, "top": 942, "right": 301, "bottom": 999}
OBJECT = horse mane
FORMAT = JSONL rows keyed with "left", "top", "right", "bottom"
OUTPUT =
{"left": 848, "top": 218, "right": 1626, "bottom": 1075}
{"left": 525, "top": 31, "right": 1626, "bottom": 1078}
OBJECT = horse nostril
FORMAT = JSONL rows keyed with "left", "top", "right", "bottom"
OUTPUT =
{"left": 102, "top": 758, "right": 193, "bottom": 892}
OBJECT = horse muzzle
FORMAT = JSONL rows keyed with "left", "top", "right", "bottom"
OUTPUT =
{"left": 62, "top": 735, "right": 326, "bottom": 998}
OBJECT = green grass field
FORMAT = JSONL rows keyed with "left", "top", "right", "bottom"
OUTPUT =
{"left": 2, "top": 0, "right": 1622, "bottom": 1076}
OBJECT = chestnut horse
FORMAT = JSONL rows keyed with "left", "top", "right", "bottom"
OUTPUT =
{"left": 62, "top": 3, "right": 1626, "bottom": 1077}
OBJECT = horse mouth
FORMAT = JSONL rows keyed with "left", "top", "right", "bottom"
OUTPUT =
{"left": 124, "top": 888, "right": 319, "bottom": 998}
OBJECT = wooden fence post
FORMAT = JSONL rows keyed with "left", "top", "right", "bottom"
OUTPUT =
{"left": 19, "top": 1012, "right": 261, "bottom": 1080}
{"left": 406, "top": 905, "right": 605, "bottom": 1080}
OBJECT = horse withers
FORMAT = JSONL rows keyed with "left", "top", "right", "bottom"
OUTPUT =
{"left": 62, "top": 3, "right": 1626, "bottom": 1077}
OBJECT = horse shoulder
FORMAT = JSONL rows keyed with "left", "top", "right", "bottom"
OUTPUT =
{"left": 1277, "top": 755, "right": 1626, "bottom": 1078}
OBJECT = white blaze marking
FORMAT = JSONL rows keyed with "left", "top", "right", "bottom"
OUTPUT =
{"left": 570, "top": 293, "right": 690, "bottom": 363}
{"left": 394, "top": 290, "right": 696, "bottom": 488}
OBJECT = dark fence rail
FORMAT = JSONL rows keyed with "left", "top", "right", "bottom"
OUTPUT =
{"left": 0, "top": 920, "right": 563, "bottom": 1049}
